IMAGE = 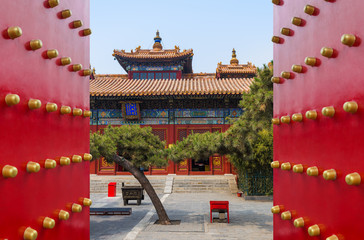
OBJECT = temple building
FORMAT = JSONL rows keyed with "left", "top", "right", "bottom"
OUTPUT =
{"left": 89, "top": 31, "right": 257, "bottom": 175}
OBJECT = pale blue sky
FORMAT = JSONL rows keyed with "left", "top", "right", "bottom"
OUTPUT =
{"left": 90, "top": 0, "right": 273, "bottom": 74}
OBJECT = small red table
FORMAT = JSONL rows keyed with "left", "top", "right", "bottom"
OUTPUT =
{"left": 210, "top": 201, "right": 229, "bottom": 223}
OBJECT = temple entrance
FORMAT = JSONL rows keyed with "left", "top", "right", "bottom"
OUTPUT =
{"left": 191, "top": 158, "right": 210, "bottom": 172}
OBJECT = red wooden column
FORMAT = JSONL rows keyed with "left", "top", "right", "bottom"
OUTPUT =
{"left": 0, "top": 1, "right": 90, "bottom": 239}
{"left": 273, "top": 1, "right": 364, "bottom": 239}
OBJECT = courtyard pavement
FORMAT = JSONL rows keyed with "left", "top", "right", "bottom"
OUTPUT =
{"left": 90, "top": 192, "right": 273, "bottom": 240}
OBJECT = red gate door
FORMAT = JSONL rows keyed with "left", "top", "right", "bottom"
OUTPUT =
{"left": 0, "top": 1, "right": 91, "bottom": 239}
{"left": 273, "top": 1, "right": 364, "bottom": 239}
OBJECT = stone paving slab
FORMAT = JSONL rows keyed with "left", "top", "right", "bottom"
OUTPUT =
{"left": 144, "top": 214, "right": 204, "bottom": 232}
{"left": 90, "top": 192, "right": 273, "bottom": 240}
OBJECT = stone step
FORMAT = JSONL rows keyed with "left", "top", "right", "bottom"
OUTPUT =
{"left": 90, "top": 175, "right": 238, "bottom": 194}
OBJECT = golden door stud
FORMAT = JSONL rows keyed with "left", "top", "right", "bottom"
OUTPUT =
{"left": 321, "top": 47, "right": 334, "bottom": 58}
{"left": 281, "top": 71, "right": 291, "bottom": 79}
{"left": 83, "top": 110, "right": 92, "bottom": 117}
{"left": 58, "top": 210, "right": 69, "bottom": 220}
{"left": 60, "top": 157, "right": 70, "bottom": 166}
{"left": 293, "top": 164, "right": 303, "bottom": 173}
{"left": 83, "top": 153, "right": 93, "bottom": 161}
{"left": 2, "top": 165, "right": 18, "bottom": 178}
{"left": 23, "top": 227, "right": 38, "bottom": 240}
{"left": 83, "top": 69, "right": 92, "bottom": 76}
{"left": 305, "top": 110, "right": 317, "bottom": 120}
{"left": 271, "top": 205, "right": 282, "bottom": 214}
{"left": 43, "top": 217, "right": 56, "bottom": 229}
{"left": 7, "top": 26, "right": 22, "bottom": 39}
{"left": 304, "top": 5, "right": 316, "bottom": 15}
{"left": 83, "top": 28, "right": 92, "bottom": 36}
{"left": 281, "top": 211, "right": 292, "bottom": 220}
{"left": 272, "top": 118, "right": 280, "bottom": 125}
{"left": 271, "top": 161, "right": 280, "bottom": 169}
{"left": 322, "top": 106, "right": 335, "bottom": 117}
{"left": 30, "top": 40, "right": 43, "bottom": 50}
{"left": 326, "top": 235, "right": 339, "bottom": 240}
{"left": 281, "top": 162, "right": 291, "bottom": 171}
{"left": 72, "top": 20, "right": 83, "bottom": 28}
{"left": 45, "top": 159, "right": 57, "bottom": 169}
{"left": 280, "top": 28, "right": 291, "bottom": 36}
{"left": 345, "top": 172, "right": 361, "bottom": 185}
{"left": 294, "top": 217, "right": 305, "bottom": 228}
{"left": 72, "top": 203, "right": 82, "bottom": 213}
{"left": 60, "top": 106, "right": 71, "bottom": 114}
{"left": 46, "top": 103, "right": 58, "bottom": 112}
{"left": 73, "top": 108, "right": 83, "bottom": 116}
{"left": 61, "top": 57, "right": 72, "bottom": 66}
{"left": 280, "top": 116, "right": 290, "bottom": 124}
{"left": 61, "top": 9, "right": 72, "bottom": 19}
{"left": 308, "top": 224, "right": 321, "bottom": 237}
{"left": 5, "top": 94, "right": 20, "bottom": 106}
{"left": 48, "top": 0, "right": 59, "bottom": 8}
{"left": 72, "top": 64, "right": 83, "bottom": 71}
{"left": 291, "top": 17, "right": 303, "bottom": 26}
{"left": 323, "top": 169, "right": 337, "bottom": 180}
{"left": 271, "top": 77, "right": 281, "bottom": 84}
{"left": 343, "top": 101, "right": 358, "bottom": 113}
{"left": 305, "top": 57, "right": 317, "bottom": 66}
{"left": 47, "top": 49, "right": 59, "bottom": 59}
{"left": 26, "top": 161, "right": 40, "bottom": 173}
{"left": 292, "top": 113, "right": 303, "bottom": 122}
{"left": 272, "top": 0, "right": 280, "bottom": 5}
{"left": 28, "top": 99, "right": 41, "bottom": 110}
{"left": 271, "top": 36, "right": 282, "bottom": 44}
{"left": 291, "top": 65, "right": 303, "bottom": 73}
{"left": 82, "top": 198, "right": 92, "bottom": 206}
{"left": 307, "top": 167, "right": 319, "bottom": 176}
{"left": 341, "top": 34, "right": 356, "bottom": 47}
{"left": 72, "top": 155, "right": 82, "bottom": 163}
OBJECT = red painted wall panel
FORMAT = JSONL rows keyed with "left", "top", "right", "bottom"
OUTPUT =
{"left": 0, "top": 1, "right": 90, "bottom": 239}
{"left": 273, "top": 1, "right": 364, "bottom": 239}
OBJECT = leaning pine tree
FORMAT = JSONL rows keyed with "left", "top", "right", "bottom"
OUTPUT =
{"left": 90, "top": 125, "right": 171, "bottom": 225}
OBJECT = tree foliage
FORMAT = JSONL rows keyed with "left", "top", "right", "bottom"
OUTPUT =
{"left": 90, "top": 125, "right": 167, "bottom": 168}
{"left": 166, "top": 131, "right": 227, "bottom": 163}
{"left": 224, "top": 62, "right": 273, "bottom": 174}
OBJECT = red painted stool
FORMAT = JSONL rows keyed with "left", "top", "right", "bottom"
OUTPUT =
{"left": 210, "top": 201, "right": 229, "bottom": 223}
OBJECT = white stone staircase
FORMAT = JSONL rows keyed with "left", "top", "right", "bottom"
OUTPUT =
{"left": 90, "top": 174, "right": 238, "bottom": 194}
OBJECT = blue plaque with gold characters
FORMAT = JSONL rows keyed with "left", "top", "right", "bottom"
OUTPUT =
{"left": 122, "top": 102, "right": 140, "bottom": 120}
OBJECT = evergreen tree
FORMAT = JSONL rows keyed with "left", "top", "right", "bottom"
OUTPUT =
{"left": 90, "top": 125, "right": 171, "bottom": 225}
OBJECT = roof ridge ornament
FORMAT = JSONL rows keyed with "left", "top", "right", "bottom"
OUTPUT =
{"left": 153, "top": 30, "right": 163, "bottom": 51}
{"left": 230, "top": 48, "right": 239, "bottom": 65}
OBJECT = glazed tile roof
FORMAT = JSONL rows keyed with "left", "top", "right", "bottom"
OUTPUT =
{"left": 90, "top": 75, "right": 253, "bottom": 97}
{"left": 113, "top": 48, "right": 194, "bottom": 60}
{"left": 216, "top": 61, "right": 257, "bottom": 74}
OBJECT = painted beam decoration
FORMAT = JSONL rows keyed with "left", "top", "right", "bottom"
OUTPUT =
{"left": 0, "top": 1, "right": 90, "bottom": 239}
{"left": 273, "top": 0, "right": 364, "bottom": 239}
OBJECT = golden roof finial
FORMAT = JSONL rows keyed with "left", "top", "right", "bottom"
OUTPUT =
{"left": 230, "top": 48, "right": 239, "bottom": 65}
{"left": 153, "top": 30, "right": 162, "bottom": 51}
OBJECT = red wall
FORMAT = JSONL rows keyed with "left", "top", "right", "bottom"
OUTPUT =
{"left": 273, "top": 1, "right": 364, "bottom": 239}
{"left": 0, "top": 1, "right": 90, "bottom": 239}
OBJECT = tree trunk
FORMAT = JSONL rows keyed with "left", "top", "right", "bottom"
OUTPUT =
{"left": 113, "top": 155, "right": 171, "bottom": 225}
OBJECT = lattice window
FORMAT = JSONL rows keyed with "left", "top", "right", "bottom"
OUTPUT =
{"left": 170, "top": 72, "right": 177, "bottom": 79}
{"left": 155, "top": 72, "right": 162, "bottom": 79}
{"left": 152, "top": 129, "right": 166, "bottom": 141}
{"left": 163, "top": 72, "right": 169, "bottom": 79}
{"left": 148, "top": 72, "right": 154, "bottom": 80}
{"left": 132, "top": 72, "right": 139, "bottom": 79}
{"left": 178, "top": 129, "right": 187, "bottom": 141}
